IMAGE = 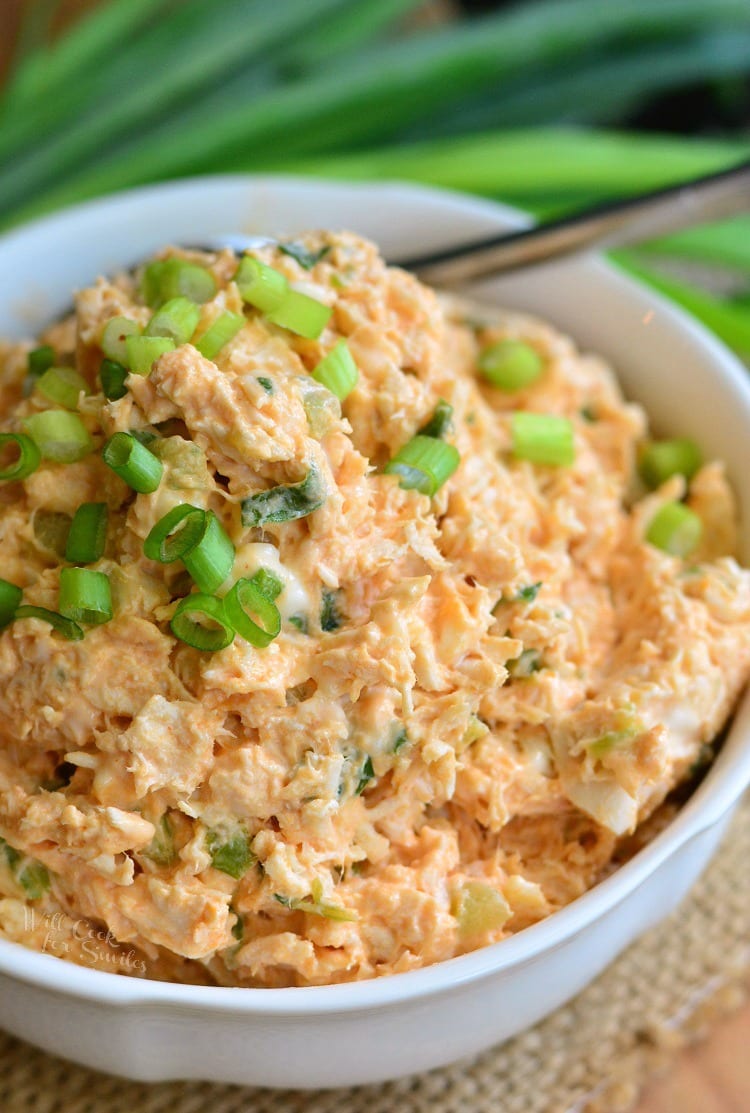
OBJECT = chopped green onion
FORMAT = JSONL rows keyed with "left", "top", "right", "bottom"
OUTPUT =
{"left": 196, "top": 310, "right": 245, "bottom": 360}
{"left": 257, "top": 376, "right": 274, "bottom": 393}
{"left": 249, "top": 567, "right": 283, "bottom": 602}
{"left": 125, "top": 335, "right": 176, "bottom": 376}
{"left": 100, "top": 358, "right": 129, "bottom": 401}
{"left": 292, "top": 897, "right": 357, "bottom": 922}
{"left": 279, "top": 242, "right": 330, "bottom": 270}
{"left": 36, "top": 366, "right": 90, "bottom": 410}
{"left": 206, "top": 829, "right": 254, "bottom": 879}
{"left": 480, "top": 339, "right": 543, "bottom": 391}
{"left": 587, "top": 713, "right": 642, "bottom": 759}
{"left": 459, "top": 716, "right": 488, "bottom": 753}
{"left": 23, "top": 410, "right": 92, "bottom": 463}
{"left": 235, "top": 256, "right": 288, "bottom": 313}
{"left": 274, "top": 888, "right": 356, "bottom": 922}
{"left": 59, "top": 567, "right": 112, "bottom": 626}
{"left": 101, "top": 316, "right": 141, "bottom": 364}
{"left": 144, "top": 504, "right": 206, "bottom": 563}
{"left": 0, "top": 578, "right": 22, "bottom": 628}
{"left": 231, "top": 911, "right": 244, "bottom": 941}
{"left": 0, "top": 840, "right": 50, "bottom": 899}
{"left": 645, "top": 501, "right": 702, "bottom": 557}
{"left": 418, "top": 399, "right": 453, "bottom": 439}
{"left": 320, "top": 589, "right": 342, "bottom": 632}
{"left": 355, "top": 755, "right": 375, "bottom": 795}
{"left": 392, "top": 728, "right": 409, "bottom": 753}
{"left": 384, "top": 434, "right": 460, "bottom": 496}
{"left": 267, "top": 289, "right": 332, "bottom": 340}
{"left": 514, "top": 582, "right": 542, "bottom": 603}
{"left": 145, "top": 296, "right": 201, "bottom": 346}
{"left": 311, "top": 339, "right": 358, "bottom": 400}
{"left": 224, "top": 577, "right": 281, "bottom": 648}
{"left": 15, "top": 605, "right": 83, "bottom": 641}
{"left": 27, "top": 345, "right": 55, "bottom": 379}
{"left": 183, "top": 512, "right": 235, "bottom": 594}
{"left": 0, "top": 433, "right": 41, "bottom": 481}
{"left": 241, "top": 465, "right": 326, "bottom": 527}
{"left": 511, "top": 412, "right": 575, "bottom": 467}
{"left": 170, "top": 593, "right": 234, "bottom": 652}
{"left": 131, "top": 428, "right": 159, "bottom": 446}
{"left": 142, "top": 814, "right": 177, "bottom": 868}
{"left": 33, "top": 510, "right": 71, "bottom": 557}
{"left": 288, "top": 614, "right": 308, "bottom": 634}
{"left": 638, "top": 438, "right": 703, "bottom": 490}
{"left": 65, "top": 502, "right": 108, "bottom": 563}
{"left": 102, "top": 432, "right": 163, "bottom": 493}
{"left": 16, "top": 859, "right": 50, "bottom": 900}
{"left": 507, "top": 647, "right": 543, "bottom": 678}
{"left": 142, "top": 258, "right": 216, "bottom": 309}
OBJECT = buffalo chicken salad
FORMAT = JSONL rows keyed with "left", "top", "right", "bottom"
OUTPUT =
{"left": 0, "top": 232, "right": 747, "bottom": 987}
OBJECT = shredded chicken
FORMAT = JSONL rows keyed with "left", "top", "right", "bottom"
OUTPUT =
{"left": 0, "top": 232, "right": 747, "bottom": 987}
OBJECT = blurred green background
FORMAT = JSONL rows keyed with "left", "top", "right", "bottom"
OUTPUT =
{"left": 2, "top": 0, "right": 749, "bottom": 353}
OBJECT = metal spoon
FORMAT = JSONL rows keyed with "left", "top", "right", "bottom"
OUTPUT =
{"left": 205, "top": 158, "right": 750, "bottom": 286}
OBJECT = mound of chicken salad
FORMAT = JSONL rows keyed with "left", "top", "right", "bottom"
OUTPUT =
{"left": 0, "top": 232, "right": 748, "bottom": 988}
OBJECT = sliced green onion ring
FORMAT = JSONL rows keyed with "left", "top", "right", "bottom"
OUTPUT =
{"left": 27, "top": 346, "right": 55, "bottom": 379}
{"left": 101, "top": 316, "right": 141, "bottom": 364}
{"left": 638, "top": 438, "right": 703, "bottom": 490}
{"left": 23, "top": 411, "right": 93, "bottom": 463}
{"left": 0, "top": 433, "right": 41, "bottom": 481}
{"left": 36, "top": 366, "right": 90, "bottom": 410}
{"left": 206, "top": 829, "right": 254, "bottom": 878}
{"left": 279, "top": 242, "right": 330, "bottom": 270}
{"left": 142, "top": 258, "right": 217, "bottom": 308}
{"left": 418, "top": 400, "right": 453, "bottom": 439}
{"left": 385, "top": 434, "right": 460, "bottom": 496}
{"left": 15, "top": 605, "right": 83, "bottom": 641}
{"left": 59, "top": 568, "right": 113, "bottom": 626}
{"left": 0, "top": 578, "right": 22, "bottom": 628}
{"left": 241, "top": 465, "right": 326, "bottom": 527}
{"left": 645, "top": 501, "right": 703, "bottom": 557}
{"left": 145, "top": 296, "right": 201, "bottom": 346}
{"left": 312, "top": 339, "right": 358, "bottom": 400}
{"left": 102, "top": 432, "right": 163, "bottom": 493}
{"left": 267, "top": 289, "right": 332, "bottom": 340}
{"left": 65, "top": 502, "right": 108, "bottom": 564}
{"left": 183, "top": 511, "right": 235, "bottom": 594}
{"left": 170, "top": 593, "right": 234, "bottom": 652}
{"left": 100, "top": 358, "right": 129, "bottom": 401}
{"left": 196, "top": 311, "right": 245, "bottom": 360}
{"left": 511, "top": 411, "right": 575, "bottom": 467}
{"left": 224, "top": 577, "right": 281, "bottom": 648}
{"left": 235, "top": 257, "right": 288, "bottom": 313}
{"left": 125, "top": 335, "right": 175, "bottom": 376}
{"left": 479, "top": 339, "right": 543, "bottom": 391}
{"left": 249, "top": 567, "right": 283, "bottom": 601}
{"left": 32, "top": 510, "right": 71, "bottom": 557}
{"left": 144, "top": 504, "right": 206, "bottom": 563}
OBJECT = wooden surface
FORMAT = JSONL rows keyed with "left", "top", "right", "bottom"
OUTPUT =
{"left": 0, "top": 2, "right": 749, "bottom": 1111}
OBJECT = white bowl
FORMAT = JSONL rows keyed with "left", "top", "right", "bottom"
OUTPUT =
{"left": 0, "top": 177, "right": 749, "bottom": 1088}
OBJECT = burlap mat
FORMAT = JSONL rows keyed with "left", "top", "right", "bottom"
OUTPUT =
{"left": 0, "top": 795, "right": 747, "bottom": 1113}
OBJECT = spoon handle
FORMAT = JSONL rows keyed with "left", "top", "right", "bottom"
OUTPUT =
{"left": 397, "top": 159, "right": 750, "bottom": 285}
